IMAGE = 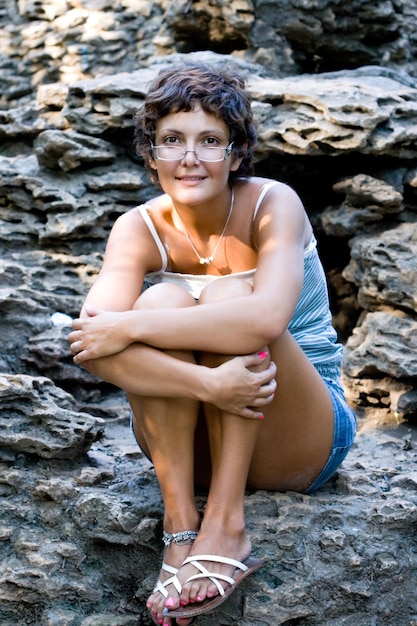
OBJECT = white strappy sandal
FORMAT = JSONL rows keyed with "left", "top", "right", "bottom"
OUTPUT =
{"left": 149, "top": 530, "right": 198, "bottom": 625}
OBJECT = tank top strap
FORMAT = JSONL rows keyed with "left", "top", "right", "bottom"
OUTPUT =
{"left": 137, "top": 204, "right": 168, "bottom": 271}
{"left": 253, "top": 181, "right": 279, "bottom": 221}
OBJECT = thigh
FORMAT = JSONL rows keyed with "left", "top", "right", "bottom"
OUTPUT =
{"left": 199, "top": 276, "right": 347, "bottom": 493}
{"left": 247, "top": 330, "right": 337, "bottom": 492}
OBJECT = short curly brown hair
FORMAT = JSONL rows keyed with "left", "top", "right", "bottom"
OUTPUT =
{"left": 133, "top": 62, "right": 257, "bottom": 186}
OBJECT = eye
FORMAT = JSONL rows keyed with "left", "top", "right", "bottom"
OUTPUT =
{"left": 162, "top": 136, "right": 182, "bottom": 145}
{"left": 202, "top": 136, "right": 221, "bottom": 146}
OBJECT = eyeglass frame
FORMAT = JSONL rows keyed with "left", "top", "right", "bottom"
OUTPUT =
{"left": 150, "top": 141, "right": 234, "bottom": 162}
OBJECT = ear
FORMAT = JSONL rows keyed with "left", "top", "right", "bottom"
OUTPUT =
{"left": 149, "top": 157, "right": 158, "bottom": 170}
{"left": 230, "top": 143, "right": 246, "bottom": 172}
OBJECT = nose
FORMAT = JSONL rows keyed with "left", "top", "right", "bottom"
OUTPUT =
{"left": 181, "top": 149, "right": 200, "bottom": 165}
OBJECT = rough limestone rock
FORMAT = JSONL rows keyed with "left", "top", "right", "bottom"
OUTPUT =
{"left": 343, "top": 221, "right": 417, "bottom": 312}
{"left": 0, "top": 414, "right": 416, "bottom": 626}
{"left": 0, "top": 374, "right": 105, "bottom": 459}
{"left": 1, "top": 2, "right": 417, "bottom": 624}
{"left": 321, "top": 174, "right": 404, "bottom": 236}
{"left": 343, "top": 311, "right": 417, "bottom": 379}
{"left": 34, "top": 130, "right": 118, "bottom": 171}
{"left": 249, "top": 66, "right": 417, "bottom": 158}
{"left": 56, "top": 64, "right": 417, "bottom": 160}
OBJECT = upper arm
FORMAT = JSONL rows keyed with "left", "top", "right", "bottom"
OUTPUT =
{"left": 252, "top": 183, "right": 309, "bottom": 333}
{"left": 81, "top": 208, "right": 161, "bottom": 315}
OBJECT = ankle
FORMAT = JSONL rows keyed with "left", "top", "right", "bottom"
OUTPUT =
{"left": 163, "top": 530, "right": 199, "bottom": 547}
{"left": 163, "top": 510, "right": 201, "bottom": 536}
{"left": 203, "top": 503, "right": 245, "bottom": 531}
{"left": 200, "top": 512, "right": 247, "bottom": 543}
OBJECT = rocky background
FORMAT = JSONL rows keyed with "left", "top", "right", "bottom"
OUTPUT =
{"left": 1, "top": 1, "right": 417, "bottom": 625}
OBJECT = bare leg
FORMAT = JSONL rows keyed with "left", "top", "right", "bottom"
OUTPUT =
{"left": 127, "top": 285, "right": 202, "bottom": 626}
{"left": 165, "top": 278, "right": 265, "bottom": 608}
{"left": 77, "top": 282, "right": 275, "bottom": 625}
{"left": 168, "top": 276, "right": 334, "bottom": 611}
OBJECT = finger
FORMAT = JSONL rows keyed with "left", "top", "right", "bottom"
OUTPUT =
{"left": 253, "top": 392, "right": 276, "bottom": 407}
{"left": 73, "top": 352, "right": 84, "bottom": 364}
{"left": 70, "top": 340, "right": 83, "bottom": 355}
{"left": 73, "top": 349, "right": 90, "bottom": 364}
{"left": 84, "top": 304, "right": 103, "bottom": 317}
{"left": 239, "top": 352, "right": 268, "bottom": 369}
{"left": 67, "top": 330, "right": 81, "bottom": 343}
{"left": 262, "top": 378, "right": 277, "bottom": 395}
{"left": 234, "top": 406, "right": 265, "bottom": 420}
{"left": 71, "top": 318, "right": 83, "bottom": 331}
{"left": 247, "top": 373, "right": 276, "bottom": 400}
{"left": 256, "top": 361, "right": 277, "bottom": 385}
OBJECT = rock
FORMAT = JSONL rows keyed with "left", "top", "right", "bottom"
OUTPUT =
{"left": 249, "top": 66, "right": 417, "bottom": 158}
{"left": 168, "top": 0, "right": 255, "bottom": 54}
{"left": 34, "top": 130, "right": 117, "bottom": 171}
{"left": 0, "top": 413, "right": 416, "bottom": 626}
{"left": 343, "top": 311, "right": 417, "bottom": 379}
{"left": 344, "top": 221, "right": 417, "bottom": 313}
{"left": 59, "top": 64, "right": 417, "bottom": 160}
{"left": 321, "top": 174, "right": 404, "bottom": 236}
{"left": 1, "top": 2, "right": 417, "bottom": 624}
{"left": 0, "top": 374, "right": 105, "bottom": 459}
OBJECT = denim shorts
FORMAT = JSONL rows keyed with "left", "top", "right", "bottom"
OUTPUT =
{"left": 303, "top": 377, "right": 357, "bottom": 494}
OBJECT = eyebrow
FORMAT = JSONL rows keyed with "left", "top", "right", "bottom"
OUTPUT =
{"left": 157, "top": 128, "right": 229, "bottom": 139}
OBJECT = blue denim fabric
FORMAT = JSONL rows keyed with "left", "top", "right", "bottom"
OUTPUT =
{"left": 303, "top": 377, "right": 357, "bottom": 493}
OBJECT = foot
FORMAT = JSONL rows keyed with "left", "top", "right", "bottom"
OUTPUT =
{"left": 166, "top": 520, "right": 252, "bottom": 612}
{"left": 147, "top": 530, "right": 198, "bottom": 626}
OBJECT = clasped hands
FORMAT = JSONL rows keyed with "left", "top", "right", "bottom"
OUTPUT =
{"left": 69, "top": 305, "right": 130, "bottom": 363}
{"left": 68, "top": 305, "right": 277, "bottom": 419}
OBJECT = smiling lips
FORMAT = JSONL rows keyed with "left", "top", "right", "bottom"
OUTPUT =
{"left": 176, "top": 175, "right": 207, "bottom": 182}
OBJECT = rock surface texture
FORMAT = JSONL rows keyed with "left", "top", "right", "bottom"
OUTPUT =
{"left": 1, "top": 1, "right": 417, "bottom": 625}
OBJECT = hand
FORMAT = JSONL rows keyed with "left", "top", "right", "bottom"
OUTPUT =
{"left": 68, "top": 305, "right": 131, "bottom": 363}
{"left": 207, "top": 353, "right": 277, "bottom": 419}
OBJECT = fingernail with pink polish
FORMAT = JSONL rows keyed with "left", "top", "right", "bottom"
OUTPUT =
{"left": 257, "top": 351, "right": 268, "bottom": 359}
{"left": 258, "top": 414, "right": 264, "bottom": 420}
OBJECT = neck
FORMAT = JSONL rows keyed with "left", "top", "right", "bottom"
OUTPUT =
{"left": 172, "top": 188, "right": 234, "bottom": 232}
{"left": 172, "top": 188, "right": 235, "bottom": 266}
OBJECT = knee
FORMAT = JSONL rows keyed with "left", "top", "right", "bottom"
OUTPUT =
{"left": 199, "top": 276, "right": 253, "bottom": 304}
{"left": 134, "top": 283, "right": 195, "bottom": 310}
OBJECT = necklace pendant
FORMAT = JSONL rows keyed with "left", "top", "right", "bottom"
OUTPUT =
{"left": 199, "top": 257, "right": 212, "bottom": 265}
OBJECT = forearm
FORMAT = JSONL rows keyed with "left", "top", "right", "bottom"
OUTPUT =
{"left": 123, "top": 296, "right": 280, "bottom": 355}
{"left": 82, "top": 342, "right": 214, "bottom": 402}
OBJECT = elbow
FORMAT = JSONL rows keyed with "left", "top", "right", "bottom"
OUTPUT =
{"left": 257, "top": 316, "right": 286, "bottom": 346}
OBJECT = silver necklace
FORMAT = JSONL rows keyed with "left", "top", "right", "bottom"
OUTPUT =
{"left": 174, "top": 188, "right": 234, "bottom": 266}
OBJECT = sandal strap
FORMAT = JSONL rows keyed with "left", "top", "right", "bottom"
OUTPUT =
{"left": 162, "top": 530, "right": 198, "bottom": 547}
{"left": 181, "top": 554, "right": 249, "bottom": 597}
{"left": 183, "top": 554, "right": 249, "bottom": 573}
{"left": 185, "top": 571, "right": 236, "bottom": 595}
{"left": 153, "top": 562, "right": 182, "bottom": 598}
{"left": 161, "top": 562, "right": 178, "bottom": 576}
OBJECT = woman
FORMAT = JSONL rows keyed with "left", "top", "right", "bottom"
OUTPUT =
{"left": 68, "top": 63, "right": 356, "bottom": 626}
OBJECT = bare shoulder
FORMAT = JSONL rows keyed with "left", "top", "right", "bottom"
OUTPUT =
{"left": 236, "top": 177, "right": 304, "bottom": 215}
{"left": 104, "top": 198, "right": 167, "bottom": 271}
{"left": 243, "top": 177, "right": 311, "bottom": 246}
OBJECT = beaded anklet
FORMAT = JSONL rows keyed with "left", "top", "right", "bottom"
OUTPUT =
{"left": 162, "top": 530, "right": 198, "bottom": 547}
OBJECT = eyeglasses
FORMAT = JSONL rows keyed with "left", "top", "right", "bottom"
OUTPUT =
{"left": 151, "top": 142, "right": 234, "bottom": 162}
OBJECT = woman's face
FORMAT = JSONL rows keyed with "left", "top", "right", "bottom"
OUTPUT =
{"left": 151, "top": 105, "right": 241, "bottom": 206}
